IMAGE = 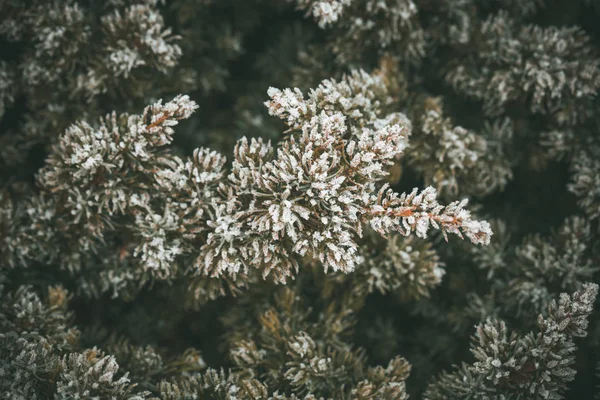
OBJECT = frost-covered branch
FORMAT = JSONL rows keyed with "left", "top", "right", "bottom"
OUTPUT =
{"left": 5, "top": 70, "right": 491, "bottom": 303}
{"left": 425, "top": 283, "right": 599, "bottom": 400}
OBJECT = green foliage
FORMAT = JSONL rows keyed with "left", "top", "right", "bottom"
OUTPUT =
{"left": 424, "top": 283, "right": 598, "bottom": 400}
{"left": 1, "top": 0, "right": 600, "bottom": 399}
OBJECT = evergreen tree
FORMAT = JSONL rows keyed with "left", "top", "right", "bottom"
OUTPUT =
{"left": 1, "top": 0, "right": 599, "bottom": 398}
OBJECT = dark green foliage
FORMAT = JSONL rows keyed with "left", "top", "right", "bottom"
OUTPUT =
{"left": 1, "top": 0, "right": 600, "bottom": 399}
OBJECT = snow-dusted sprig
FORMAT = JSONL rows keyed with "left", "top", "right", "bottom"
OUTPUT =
{"left": 568, "top": 149, "right": 600, "bottom": 220}
{"left": 425, "top": 283, "right": 599, "bottom": 400}
{"left": 290, "top": 0, "right": 426, "bottom": 65}
{"left": 290, "top": 0, "right": 353, "bottom": 28}
{"left": 102, "top": 1, "right": 182, "bottom": 76}
{"left": 368, "top": 185, "right": 492, "bottom": 245}
{"left": 405, "top": 96, "right": 498, "bottom": 198}
{"left": 446, "top": 11, "right": 600, "bottom": 126}
{"left": 361, "top": 233, "right": 444, "bottom": 300}
{"left": 471, "top": 216, "right": 598, "bottom": 319}
{"left": 22, "top": 95, "right": 199, "bottom": 280}
{"left": 221, "top": 284, "right": 411, "bottom": 399}
{"left": 42, "top": 94, "right": 197, "bottom": 179}
{"left": 255, "top": 70, "right": 491, "bottom": 279}
{"left": 265, "top": 87, "right": 308, "bottom": 128}
{"left": 176, "top": 71, "right": 488, "bottom": 284}
{"left": 265, "top": 69, "right": 396, "bottom": 130}
{"left": 348, "top": 118, "right": 409, "bottom": 180}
